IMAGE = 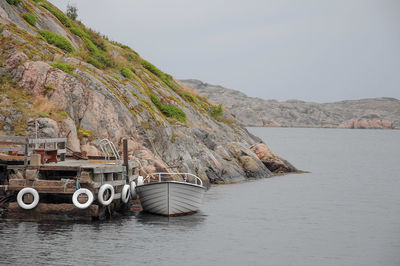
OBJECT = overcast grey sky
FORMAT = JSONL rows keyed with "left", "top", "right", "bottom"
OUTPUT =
{"left": 50, "top": 0, "right": 400, "bottom": 102}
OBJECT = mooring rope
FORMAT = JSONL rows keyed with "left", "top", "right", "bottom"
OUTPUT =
{"left": 63, "top": 179, "right": 69, "bottom": 193}
{"left": 75, "top": 178, "right": 80, "bottom": 190}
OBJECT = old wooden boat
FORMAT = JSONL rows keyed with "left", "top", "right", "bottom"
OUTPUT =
{"left": 135, "top": 173, "right": 206, "bottom": 216}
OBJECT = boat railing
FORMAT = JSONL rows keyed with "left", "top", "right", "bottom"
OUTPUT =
{"left": 143, "top": 172, "right": 203, "bottom": 187}
{"left": 99, "top": 139, "right": 120, "bottom": 161}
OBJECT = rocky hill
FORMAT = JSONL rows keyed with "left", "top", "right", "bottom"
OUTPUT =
{"left": 0, "top": 0, "right": 298, "bottom": 185}
{"left": 180, "top": 79, "right": 400, "bottom": 129}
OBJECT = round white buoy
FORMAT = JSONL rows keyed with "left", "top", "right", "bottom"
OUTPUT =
{"left": 72, "top": 188, "right": 94, "bottom": 209}
{"left": 121, "top": 184, "right": 131, "bottom": 203}
{"left": 98, "top": 184, "right": 115, "bottom": 206}
{"left": 17, "top": 188, "right": 39, "bottom": 210}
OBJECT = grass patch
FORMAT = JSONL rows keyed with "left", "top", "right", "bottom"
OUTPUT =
{"left": 6, "top": 0, "right": 21, "bottom": 5}
{"left": 141, "top": 60, "right": 179, "bottom": 91}
{"left": 83, "top": 27, "right": 107, "bottom": 52}
{"left": 120, "top": 68, "right": 134, "bottom": 79}
{"left": 23, "top": 13, "right": 36, "bottom": 26}
{"left": 40, "top": 2, "right": 72, "bottom": 27}
{"left": 70, "top": 26, "right": 89, "bottom": 39}
{"left": 111, "top": 41, "right": 139, "bottom": 55}
{"left": 83, "top": 37, "right": 99, "bottom": 55}
{"left": 210, "top": 104, "right": 223, "bottom": 119}
{"left": 180, "top": 91, "right": 198, "bottom": 105}
{"left": 39, "top": 112, "right": 49, "bottom": 118}
{"left": 110, "top": 74, "right": 120, "bottom": 82}
{"left": 39, "top": 30, "right": 74, "bottom": 52}
{"left": 150, "top": 94, "right": 186, "bottom": 123}
{"left": 51, "top": 62, "right": 74, "bottom": 75}
{"left": 85, "top": 56, "right": 102, "bottom": 68}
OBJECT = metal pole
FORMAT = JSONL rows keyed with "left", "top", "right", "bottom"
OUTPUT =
{"left": 122, "top": 138, "right": 129, "bottom": 184}
{"left": 24, "top": 137, "right": 28, "bottom": 179}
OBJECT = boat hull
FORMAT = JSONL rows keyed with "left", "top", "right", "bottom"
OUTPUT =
{"left": 136, "top": 181, "right": 206, "bottom": 216}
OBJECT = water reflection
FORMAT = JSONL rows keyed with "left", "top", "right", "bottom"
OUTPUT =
{"left": 135, "top": 211, "right": 207, "bottom": 229}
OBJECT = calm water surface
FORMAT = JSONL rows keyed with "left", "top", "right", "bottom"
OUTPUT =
{"left": 1, "top": 128, "right": 399, "bottom": 266}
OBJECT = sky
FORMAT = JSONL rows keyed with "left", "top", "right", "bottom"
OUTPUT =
{"left": 49, "top": 0, "right": 400, "bottom": 102}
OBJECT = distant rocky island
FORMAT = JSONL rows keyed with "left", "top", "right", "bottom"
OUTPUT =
{"left": 180, "top": 79, "right": 400, "bottom": 129}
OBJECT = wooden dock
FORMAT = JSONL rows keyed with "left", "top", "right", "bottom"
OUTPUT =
{"left": 0, "top": 136, "right": 141, "bottom": 221}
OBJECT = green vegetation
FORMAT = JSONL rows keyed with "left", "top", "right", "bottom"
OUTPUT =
{"left": 142, "top": 99, "right": 155, "bottom": 111}
{"left": 150, "top": 94, "right": 186, "bottom": 123}
{"left": 43, "top": 82, "right": 55, "bottom": 94}
{"left": 51, "top": 62, "right": 74, "bottom": 75}
{"left": 79, "top": 32, "right": 115, "bottom": 69}
{"left": 23, "top": 13, "right": 36, "bottom": 26}
{"left": 0, "top": 76, "right": 30, "bottom": 135}
{"left": 180, "top": 92, "right": 198, "bottom": 105}
{"left": 120, "top": 68, "right": 134, "bottom": 79}
{"left": 111, "top": 41, "right": 139, "bottom": 55}
{"left": 39, "top": 30, "right": 74, "bottom": 52}
{"left": 6, "top": 0, "right": 21, "bottom": 5}
{"left": 210, "top": 104, "right": 223, "bottom": 119}
{"left": 83, "top": 37, "right": 99, "bottom": 55}
{"left": 40, "top": 2, "right": 72, "bottom": 27}
{"left": 66, "top": 4, "right": 78, "bottom": 20}
{"left": 84, "top": 27, "right": 107, "bottom": 52}
{"left": 141, "top": 60, "right": 179, "bottom": 91}
{"left": 70, "top": 26, "right": 89, "bottom": 38}
{"left": 0, "top": 26, "right": 4, "bottom": 36}
{"left": 39, "top": 112, "right": 49, "bottom": 118}
{"left": 86, "top": 56, "right": 102, "bottom": 68}
{"left": 110, "top": 74, "right": 120, "bottom": 82}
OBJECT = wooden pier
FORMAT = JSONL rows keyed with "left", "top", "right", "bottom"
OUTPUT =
{"left": 0, "top": 136, "right": 141, "bottom": 221}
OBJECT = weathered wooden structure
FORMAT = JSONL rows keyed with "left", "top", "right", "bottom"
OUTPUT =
{"left": 0, "top": 136, "right": 141, "bottom": 221}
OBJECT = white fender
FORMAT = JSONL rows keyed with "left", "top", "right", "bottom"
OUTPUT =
{"left": 137, "top": 176, "right": 144, "bottom": 186}
{"left": 121, "top": 184, "right": 131, "bottom": 203}
{"left": 98, "top": 184, "right": 115, "bottom": 206}
{"left": 130, "top": 181, "right": 137, "bottom": 199}
{"left": 17, "top": 187, "right": 39, "bottom": 210}
{"left": 72, "top": 188, "right": 94, "bottom": 209}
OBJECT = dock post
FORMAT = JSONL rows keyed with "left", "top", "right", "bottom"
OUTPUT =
{"left": 123, "top": 138, "right": 129, "bottom": 183}
{"left": 24, "top": 137, "right": 29, "bottom": 178}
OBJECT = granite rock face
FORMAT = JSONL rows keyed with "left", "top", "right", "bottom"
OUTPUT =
{"left": 0, "top": 0, "right": 298, "bottom": 184}
{"left": 180, "top": 79, "right": 400, "bottom": 129}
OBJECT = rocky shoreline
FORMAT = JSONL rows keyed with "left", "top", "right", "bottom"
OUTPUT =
{"left": 180, "top": 79, "right": 400, "bottom": 129}
{"left": 0, "top": 0, "right": 300, "bottom": 186}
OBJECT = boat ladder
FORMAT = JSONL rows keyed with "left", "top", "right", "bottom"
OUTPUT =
{"left": 99, "top": 139, "right": 120, "bottom": 161}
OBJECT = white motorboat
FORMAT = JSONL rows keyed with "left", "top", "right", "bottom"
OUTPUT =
{"left": 135, "top": 173, "right": 206, "bottom": 216}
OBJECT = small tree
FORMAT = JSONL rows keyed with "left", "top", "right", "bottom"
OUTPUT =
{"left": 66, "top": 4, "right": 78, "bottom": 21}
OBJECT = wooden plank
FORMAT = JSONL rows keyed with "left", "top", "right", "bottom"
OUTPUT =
{"left": 7, "top": 202, "right": 99, "bottom": 221}
{"left": 92, "top": 180, "right": 125, "bottom": 188}
{"left": 27, "top": 165, "right": 80, "bottom": 171}
{"left": 7, "top": 179, "right": 77, "bottom": 193}
{"left": 0, "top": 147, "right": 25, "bottom": 152}
{"left": 91, "top": 165, "right": 123, "bottom": 174}
{"left": 6, "top": 165, "right": 26, "bottom": 170}
{"left": 0, "top": 136, "right": 26, "bottom": 141}
{"left": 0, "top": 141, "right": 27, "bottom": 145}
{"left": 0, "top": 155, "right": 27, "bottom": 161}
{"left": 28, "top": 138, "right": 67, "bottom": 144}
